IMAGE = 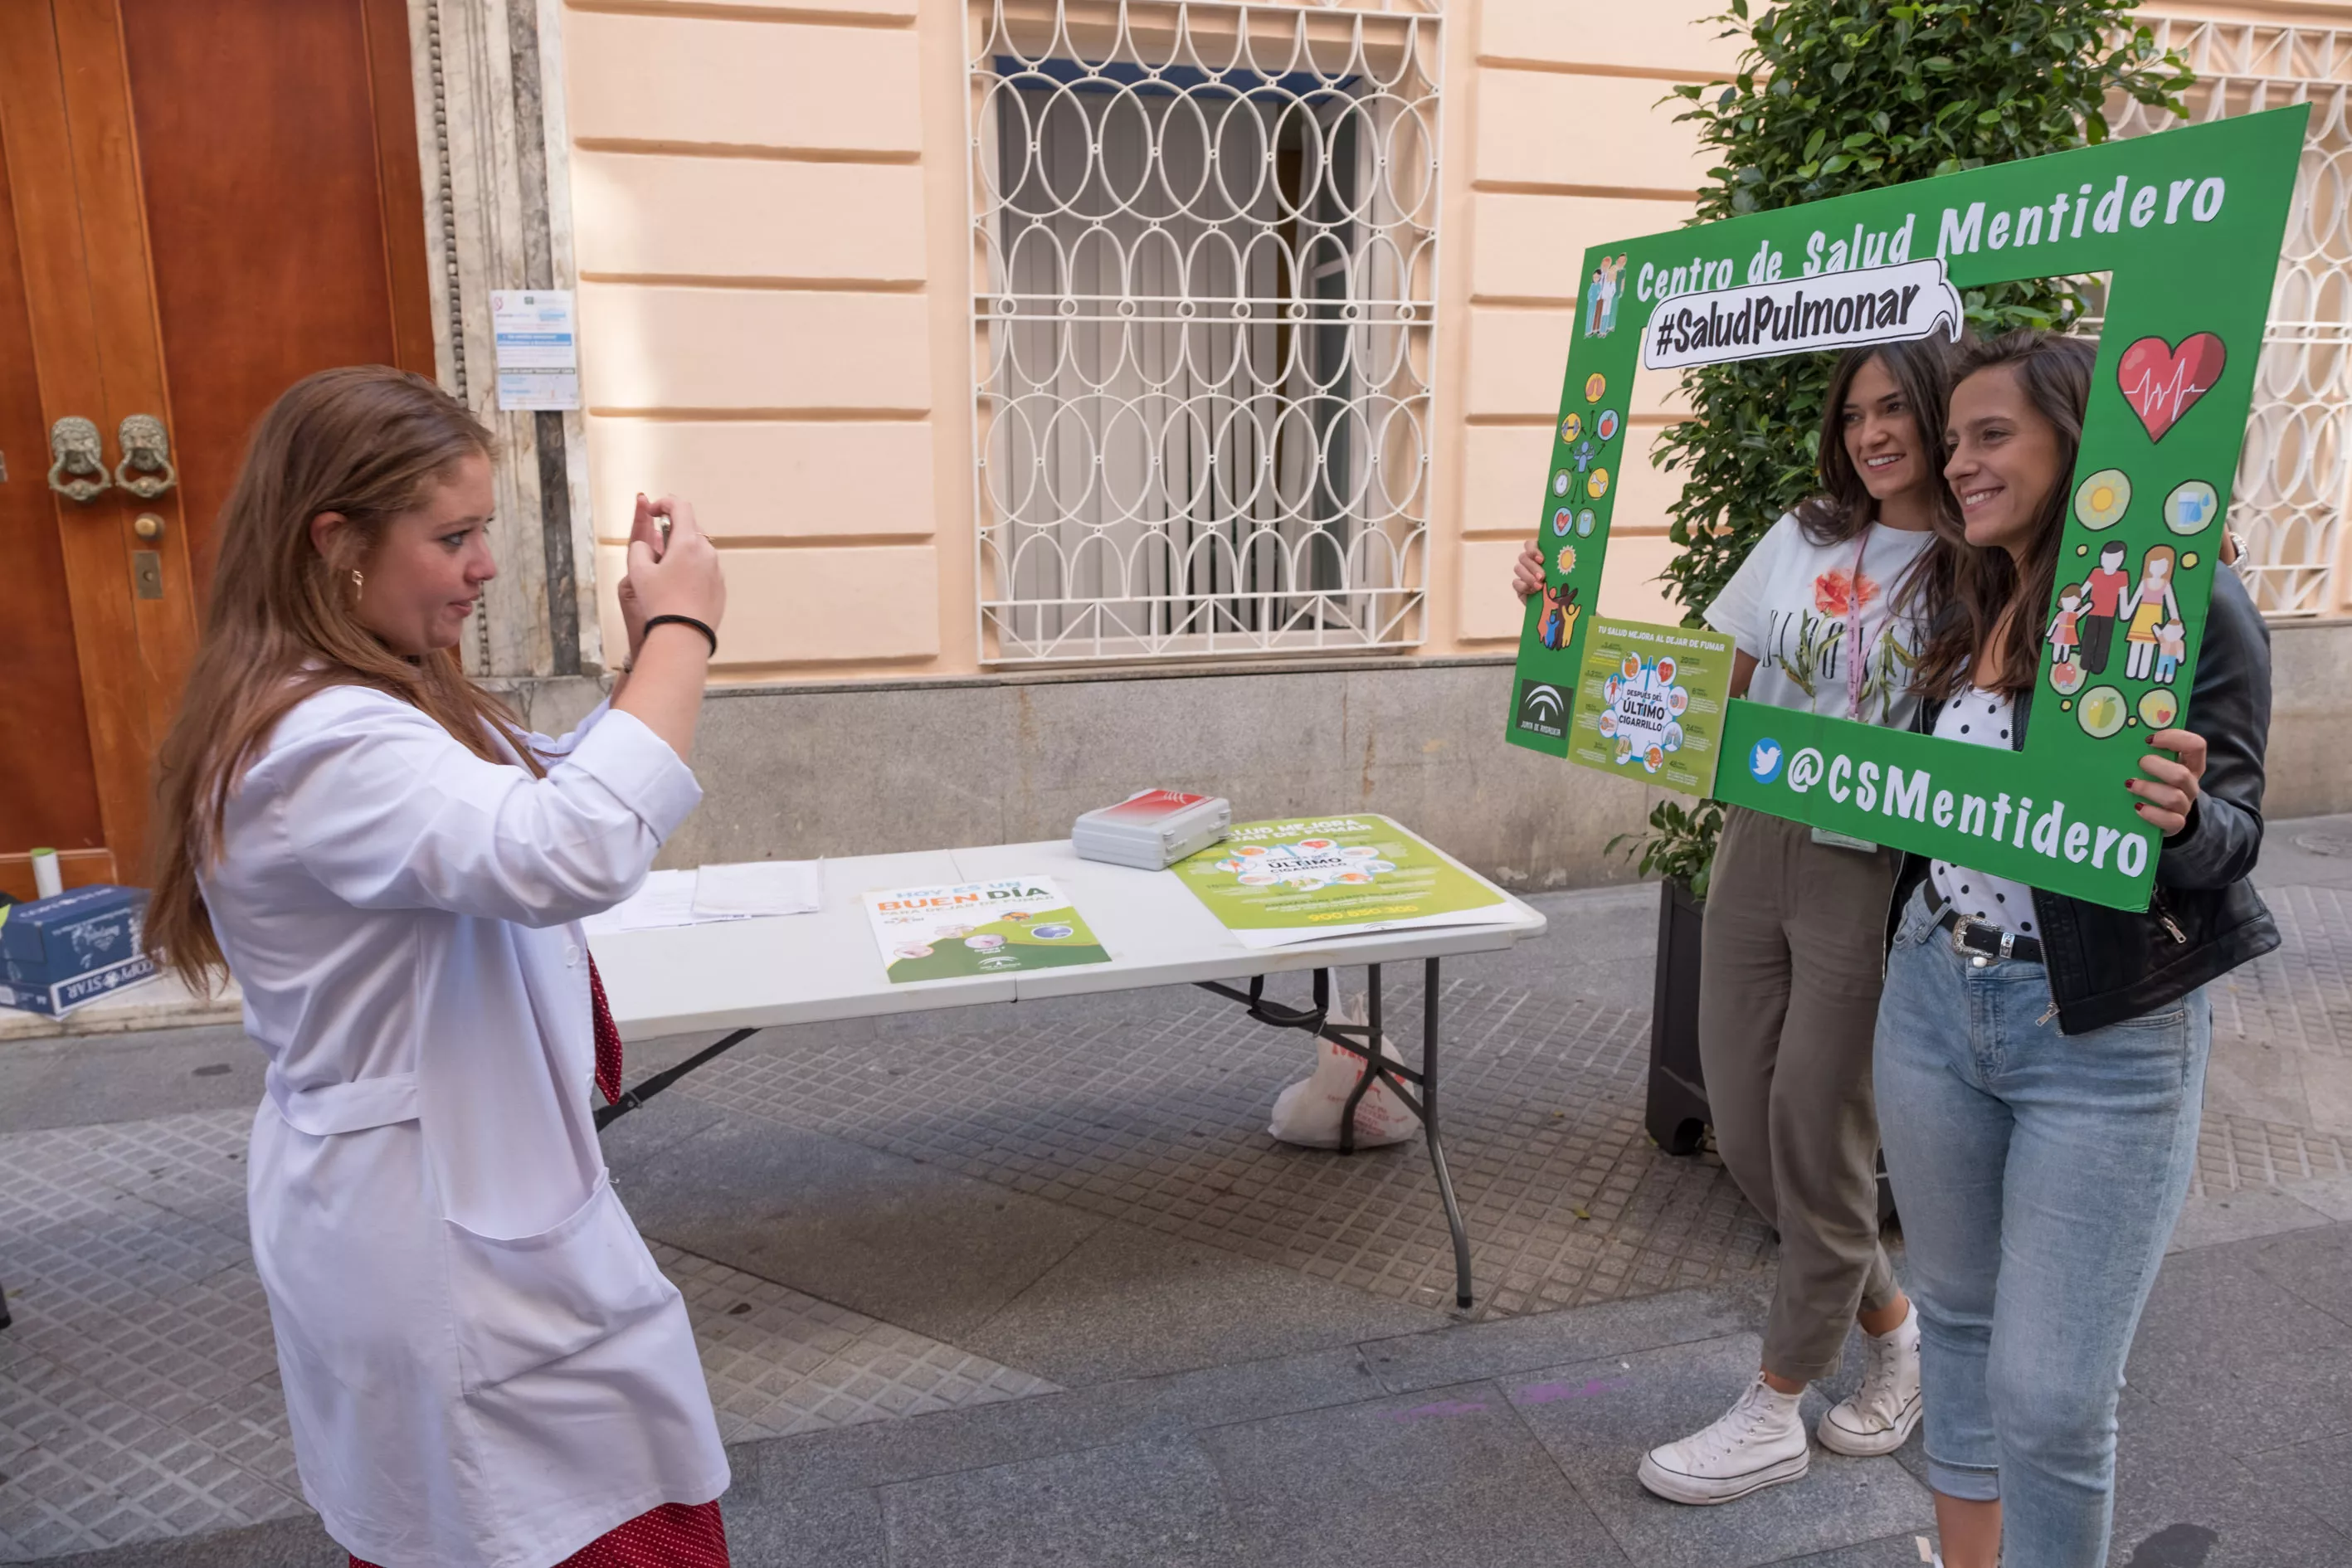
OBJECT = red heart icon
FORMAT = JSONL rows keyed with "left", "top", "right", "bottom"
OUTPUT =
{"left": 2116, "top": 334, "right": 2227, "bottom": 443}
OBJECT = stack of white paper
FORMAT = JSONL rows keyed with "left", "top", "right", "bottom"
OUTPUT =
{"left": 582, "top": 869, "right": 708, "bottom": 935}
{"left": 690, "top": 859, "right": 823, "bottom": 919}
{"left": 582, "top": 860, "right": 822, "bottom": 937}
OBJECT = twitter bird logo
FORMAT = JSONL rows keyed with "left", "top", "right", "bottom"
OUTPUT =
{"left": 1749, "top": 740, "right": 1784, "bottom": 784}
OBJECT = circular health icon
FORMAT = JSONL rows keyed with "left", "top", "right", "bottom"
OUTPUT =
{"left": 2077, "top": 684, "right": 2129, "bottom": 738}
{"left": 2074, "top": 469, "right": 2130, "bottom": 529}
{"left": 2165, "top": 480, "right": 2219, "bottom": 535}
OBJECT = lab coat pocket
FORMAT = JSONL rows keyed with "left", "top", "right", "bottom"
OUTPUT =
{"left": 442, "top": 1170, "right": 675, "bottom": 1391}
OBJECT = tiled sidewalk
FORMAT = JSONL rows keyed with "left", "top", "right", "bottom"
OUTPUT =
{"left": 2, "top": 843, "right": 2348, "bottom": 1565}
{"left": 0, "top": 1112, "right": 1051, "bottom": 1560}
{"left": 661, "top": 983, "right": 1774, "bottom": 1320}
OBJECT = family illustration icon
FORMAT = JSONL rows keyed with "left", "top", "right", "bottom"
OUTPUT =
{"left": 1585, "top": 252, "right": 1629, "bottom": 337}
{"left": 1538, "top": 581, "right": 1581, "bottom": 650}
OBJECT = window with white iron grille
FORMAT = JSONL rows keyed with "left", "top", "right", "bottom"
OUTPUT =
{"left": 967, "top": 0, "right": 1443, "bottom": 664}
{"left": 2108, "top": 20, "right": 2352, "bottom": 616}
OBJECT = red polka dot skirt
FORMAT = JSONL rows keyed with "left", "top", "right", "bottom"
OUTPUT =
{"left": 348, "top": 1499, "right": 727, "bottom": 1568}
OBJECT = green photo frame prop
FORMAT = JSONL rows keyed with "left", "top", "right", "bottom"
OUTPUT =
{"left": 1504, "top": 106, "right": 2307, "bottom": 912}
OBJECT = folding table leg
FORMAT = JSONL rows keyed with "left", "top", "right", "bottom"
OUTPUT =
{"left": 1200, "top": 959, "right": 1475, "bottom": 1309}
{"left": 1422, "top": 957, "right": 1473, "bottom": 1309}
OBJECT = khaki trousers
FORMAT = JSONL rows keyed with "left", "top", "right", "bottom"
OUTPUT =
{"left": 1697, "top": 805, "right": 1902, "bottom": 1381}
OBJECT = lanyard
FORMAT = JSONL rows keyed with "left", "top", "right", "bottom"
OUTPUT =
{"left": 1844, "top": 528, "right": 1872, "bottom": 722}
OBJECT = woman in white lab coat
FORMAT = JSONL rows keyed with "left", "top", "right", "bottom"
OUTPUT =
{"left": 145, "top": 367, "right": 733, "bottom": 1568}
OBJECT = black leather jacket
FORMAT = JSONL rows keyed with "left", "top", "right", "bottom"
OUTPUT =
{"left": 1888, "top": 567, "right": 2280, "bottom": 1034}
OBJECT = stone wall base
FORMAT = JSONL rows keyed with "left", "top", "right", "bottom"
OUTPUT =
{"left": 492, "top": 621, "right": 2352, "bottom": 890}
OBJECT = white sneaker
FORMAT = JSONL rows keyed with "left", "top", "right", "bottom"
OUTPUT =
{"left": 1818, "top": 1303, "right": 1923, "bottom": 1457}
{"left": 1637, "top": 1376, "right": 1809, "bottom": 1504}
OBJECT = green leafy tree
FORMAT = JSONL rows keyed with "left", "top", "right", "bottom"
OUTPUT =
{"left": 1653, "top": 1, "right": 2193, "bottom": 624}
{"left": 1608, "top": 799, "right": 1727, "bottom": 899}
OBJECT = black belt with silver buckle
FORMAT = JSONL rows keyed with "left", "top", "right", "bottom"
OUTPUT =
{"left": 1935, "top": 906, "right": 2043, "bottom": 965}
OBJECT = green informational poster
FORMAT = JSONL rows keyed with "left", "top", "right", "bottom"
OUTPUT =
{"left": 1173, "top": 815, "right": 1514, "bottom": 949}
{"left": 1549, "top": 618, "right": 1736, "bottom": 796}
{"left": 862, "top": 877, "right": 1110, "bottom": 983}
{"left": 1502, "top": 107, "right": 2307, "bottom": 911}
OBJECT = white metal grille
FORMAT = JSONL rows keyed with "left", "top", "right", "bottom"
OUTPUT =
{"left": 2109, "top": 21, "right": 2352, "bottom": 616}
{"left": 967, "top": 0, "right": 1443, "bottom": 665}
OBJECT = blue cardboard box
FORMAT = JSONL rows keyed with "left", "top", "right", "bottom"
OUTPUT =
{"left": 0, "top": 952, "right": 158, "bottom": 1016}
{"left": 0, "top": 884, "right": 153, "bottom": 1014}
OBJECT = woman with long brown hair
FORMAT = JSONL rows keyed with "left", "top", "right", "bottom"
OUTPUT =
{"left": 1877, "top": 331, "right": 2276, "bottom": 1568}
{"left": 148, "top": 366, "right": 733, "bottom": 1568}
{"left": 1514, "top": 339, "right": 1957, "bottom": 1504}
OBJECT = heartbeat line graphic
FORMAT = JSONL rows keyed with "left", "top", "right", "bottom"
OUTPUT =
{"left": 2121, "top": 361, "right": 2211, "bottom": 425}
{"left": 2117, "top": 334, "right": 2226, "bottom": 441}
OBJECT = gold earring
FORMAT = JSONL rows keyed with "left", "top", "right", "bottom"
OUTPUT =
{"left": 350, "top": 568, "right": 364, "bottom": 603}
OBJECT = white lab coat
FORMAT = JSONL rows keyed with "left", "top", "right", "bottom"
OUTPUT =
{"left": 201, "top": 684, "right": 728, "bottom": 1568}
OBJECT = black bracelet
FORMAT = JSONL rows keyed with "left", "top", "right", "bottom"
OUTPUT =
{"left": 641, "top": 614, "right": 718, "bottom": 659}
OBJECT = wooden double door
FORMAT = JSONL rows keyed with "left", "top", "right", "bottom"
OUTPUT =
{"left": 0, "top": 0, "right": 436, "bottom": 898}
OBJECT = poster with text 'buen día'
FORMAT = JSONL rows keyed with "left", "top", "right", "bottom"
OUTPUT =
{"left": 862, "top": 878, "right": 1111, "bottom": 984}
{"left": 1172, "top": 816, "right": 1516, "bottom": 949}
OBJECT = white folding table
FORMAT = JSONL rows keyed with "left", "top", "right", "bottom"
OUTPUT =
{"left": 588, "top": 835, "right": 1548, "bottom": 1308}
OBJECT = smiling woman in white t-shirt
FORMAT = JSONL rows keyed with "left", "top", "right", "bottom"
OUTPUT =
{"left": 1515, "top": 338, "right": 1960, "bottom": 1506}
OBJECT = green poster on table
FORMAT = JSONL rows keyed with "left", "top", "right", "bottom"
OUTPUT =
{"left": 1173, "top": 815, "right": 1515, "bottom": 949}
{"left": 1548, "top": 618, "right": 1736, "bottom": 796}
{"left": 861, "top": 877, "right": 1111, "bottom": 984}
{"left": 1502, "top": 107, "right": 2307, "bottom": 911}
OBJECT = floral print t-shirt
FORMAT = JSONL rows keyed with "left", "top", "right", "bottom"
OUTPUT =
{"left": 1702, "top": 510, "right": 1936, "bottom": 728}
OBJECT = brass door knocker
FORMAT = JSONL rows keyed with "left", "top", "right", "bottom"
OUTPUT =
{"left": 114, "top": 413, "right": 178, "bottom": 499}
{"left": 46, "top": 416, "right": 110, "bottom": 503}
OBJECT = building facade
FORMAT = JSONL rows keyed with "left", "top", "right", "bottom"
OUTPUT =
{"left": 11, "top": 1, "right": 2340, "bottom": 899}
{"left": 409, "top": 0, "right": 2351, "bottom": 884}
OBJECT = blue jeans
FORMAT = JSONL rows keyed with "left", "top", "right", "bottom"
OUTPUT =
{"left": 1875, "top": 887, "right": 2209, "bottom": 1568}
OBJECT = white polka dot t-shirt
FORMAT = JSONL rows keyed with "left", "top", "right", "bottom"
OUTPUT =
{"left": 1929, "top": 688, "right": 2038, "bottom": 938}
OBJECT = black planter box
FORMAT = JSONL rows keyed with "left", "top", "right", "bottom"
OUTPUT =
{"left": 1644, "top": 877, "right": 1711, "bottom": 1157}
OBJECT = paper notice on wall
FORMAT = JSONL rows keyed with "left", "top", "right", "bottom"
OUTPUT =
{"left": 490, "top": 289, "right": 579, "bottom": 411}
